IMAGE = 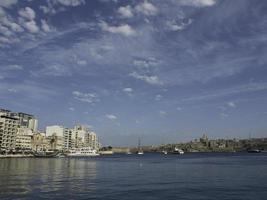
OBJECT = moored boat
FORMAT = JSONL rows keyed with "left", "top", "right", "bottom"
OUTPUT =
{"left": 136, "top": 138, "right": 144, "bottom": 155}
{"left": 67, "top": 148, "right": 99, "bottom": 157}
{"left": 33, "top": 150, "right": 59, "bottom": 158}
{"left": 171, "top": 147, "right": 184, "bottom": 155}
{"left": 247, "top": 149, "right": 261, "bottom": 153}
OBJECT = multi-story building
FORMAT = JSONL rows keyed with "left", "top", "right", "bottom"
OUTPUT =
{"left": 63, "top": 128, "right": 73, "bottom": 150}
{"left": 28, "top": 118, "right": 38, "bottom": 132}
{"left": 15, "top": 127, "right": 33, "bottom": 150}
{"left": 32, "top": 132, "right": 49, "bottom": 151}
{"left": 88, "top": 131, "right": 100, "bottom": 150}
{"left": 0, "top": 109, "right": 19, "bottom": 150}
{"left": 44, "top": 124, "right": 100, "bottom": 151}
{"left": 17, "top": 112, "right": 38, "bottom": 132}
{"left": 46, "top": 125, "right": 65, "bottom": 150}
{"left": 73, "top": 125, "right": 87, "bottom": 148}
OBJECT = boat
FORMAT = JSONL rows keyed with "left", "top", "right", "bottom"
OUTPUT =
{"left": 33, "top": 150, "right": 59, "bottom": 158}
{"left": 171, "top": 147, "right": 184, "bottom": 155}
{"left": 136, "top": 138, "right": 144, "bottom": 155}
{"left": 67, "top": 148, "right": 99, "bottom": 157}
{"left": 162, "top": 150, "right": 168, "bottom": 155}
{"left": 137, "top": 151, "right": 144, "bottom": 155}
{"left": 247, "top": 149, "right": 261, "bottom": 153}
{"left": 99, "top": 150, "right": 114, "bottom": 155}
{"left": 126, "top": 149, "right": 132, "bottom": 154}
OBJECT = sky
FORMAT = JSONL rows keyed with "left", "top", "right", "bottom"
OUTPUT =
{"left": 1, "top": 0, "right": 267, "bottom": 146}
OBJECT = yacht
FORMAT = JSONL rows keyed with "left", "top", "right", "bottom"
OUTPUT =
{"left": 67, "top": 148, "right": 100, "bottom": 157}
{"left": 171, "top": 147, "right": 184, "bottom": 155}
{"left": 162, "top": 150, "right": 168, "bottom": 155}
{"left": 137, "top": 150, "right": 144, "bottom": 155}
{"left": 247, "top": 149, "right": 261, "bottom": 153}
{"left": 33, "top": 150, "right": 59, "bottom": 158}
{"left": 136, "top": 138, "right": 144, "bottom": 155}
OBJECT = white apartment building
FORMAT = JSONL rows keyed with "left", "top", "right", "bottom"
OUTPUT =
{"left": 46, "top": 125, "right": 64, "bottom": 137}
{"left": 88, "top": 131, "right": 100, "bottom": 150}
{"left": 28, "top": 118, "right": 38, "bottom": 132}
{"left": 0, "top": 110, "right": 19, "bottom": 150}
{"left": 15, "top": 127, "right": 33, "bottom": 150}
{"left": 46, "top": 125, "right": 64, "bottom": 150}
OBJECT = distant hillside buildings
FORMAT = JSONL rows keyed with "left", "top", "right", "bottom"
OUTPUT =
{"left": 0, "top": 108, "right": 100, "bottom": 152}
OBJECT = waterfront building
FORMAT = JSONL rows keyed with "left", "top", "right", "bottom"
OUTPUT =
{"left": 17, "top": 112, "right": 38, "bottom": 132}
{"left": 46, "top": 125, "right": 65, "bottom": 150}
{"left": 88, "top": 131, "right": 100, "bottom": 150}
{"left": 0, "top": 109, "right": 19, "bottom": 150}
{"left": 32, "top": 132, "right": 48, "bottom": 151}
{"left": 15, "top": 127, "right": 33, "bottom": 150}
{"left": 28, "top": 118, "right": 38, "bottom": 132}
{"left": 200, "top": 134, "right": 209, "bottom": 146}
{"left": 46, "top": 125, "right": 64, "bottom": 137}
{"left": 47, "top": 134, "right": 64, "bottom": 150}
{"left": 63, "top": 128, "right": 73, "bottom": 150}
{"left": 73, "top": 125, "right": 87, "bottom": 148}
{"left": 44, "top": 124, "right": 100, "bottom": 151}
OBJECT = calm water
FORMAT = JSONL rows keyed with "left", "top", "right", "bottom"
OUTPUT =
{"left": 0, "top": 153, "right": 267, "bottom": 200}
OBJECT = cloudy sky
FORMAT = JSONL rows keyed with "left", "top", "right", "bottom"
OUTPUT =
{"left": 1, "top": 0, "right": 267, "bottom": 146}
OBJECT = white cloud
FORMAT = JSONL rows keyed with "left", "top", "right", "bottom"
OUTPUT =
{"left": 118, "top": 5, "right": 133, "bottom": 18}
{"left": 41, "top": 19, "right": 51, "bottom": 32}
{"left": 0, "top": 7, "right": 5, "bottom": 17}
{"left": 24, "top": 20, "right": 39, "bottom": 33}
{"left": 9, "top": 22, "right": 23, "bottom": 32}
{"left": 55, "top": 0, "right": 85, "bottom": 7}
{"left": 135, "top": 1, "right": 158, "bottom": 16}
{"left": 133, "top": 57, "right": 159, "bottom": 69}
{"left": 159, "top": 110, "right": 167, "bottom": 115}
{"left": 177, "top": 107, "right": 182, "bottom": 111}
{"left": 5, "top": 64, "right": 23, "bottom": 70}
{"left": 220, "top": 113, "right": 229, "bottom": 118}
{"left": 182, "top": 82, "right": 267, "bottom": 102}
{"left": 105, "top": 114, "right": 117, "bottom": 120}
{"left": 130, "top": 71, "right": 163, "bottom": 85}
{"left": 19, "top": 7, "right": 36, "bottom": 20}
{"left": 0, "top": 0, "right": 17, "bottom": 8}
{"left": 123, "top": 87, "right": 133, "bottom": 93}
{"left": 100, "top": 21, "right": 136, "bottom": 37}
{"left": 0, "top": 81, "right": 58, "bottom": 101}
{"left": 227, "top": 101, "right": 236, "bottom": 108}
{"left": 39, "top": 0, "right": 85, "bottom": 15}
{"left": 0, "top": 36, "right": 11, "bottom": 44}
{"left": 72, "top": 91, "right": 99, "bottom": 104}
{"left": 33, "top": 64, "right": 71, "bottom": 76}
{"left": 155, "top": 94, "right": 162, "bottom": 101}
{"left": 69, "top": 107, "right": 75, "bottom": 111}
{"left": 7, "top": 88, "right": 17, "bottom": 93}
{"left": 179, "top": 0, "right": 216, "bottom": 7}
{"left": 166, "top": 19, "right": 193, "bottom": 31}
{"left": 77, "top": 60, "right": 87, "bottom": 66}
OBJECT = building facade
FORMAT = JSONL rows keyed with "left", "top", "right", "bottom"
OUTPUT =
{"left": 15, "top": 127, "right": 34, "bottom": 150}
{"left": 0, "top": 109, "right": 19, "bottom": 150}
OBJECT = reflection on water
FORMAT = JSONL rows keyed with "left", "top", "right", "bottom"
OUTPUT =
{"left": 1, "top": 153, "right": 267, "bottom": 200}
{"left": 0, "top": 158, "right": 97, "bottom": 199}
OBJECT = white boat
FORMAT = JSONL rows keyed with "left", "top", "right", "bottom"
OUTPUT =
{"left": 67, "top": 148, "right": 99, "bottom": 157}
{"left": 137, "top": 138, "right": 144, "bottom": 155}
{"left": 162, "top": 150, "right": 168, "bottom": 155}
{"left": 172, "top": 147, "right": 184, "bottom": 155}
{"left": 126, "top": 150, "right": 132, "bottom": 155}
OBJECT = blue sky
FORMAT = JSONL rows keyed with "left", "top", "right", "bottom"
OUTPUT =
{"left": 1, "top": 0, "right": 267, "bottom": 146}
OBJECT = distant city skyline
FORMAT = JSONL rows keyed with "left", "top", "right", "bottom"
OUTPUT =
{"left": 1, "top": 0, "right": 267, "bottom": 146}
